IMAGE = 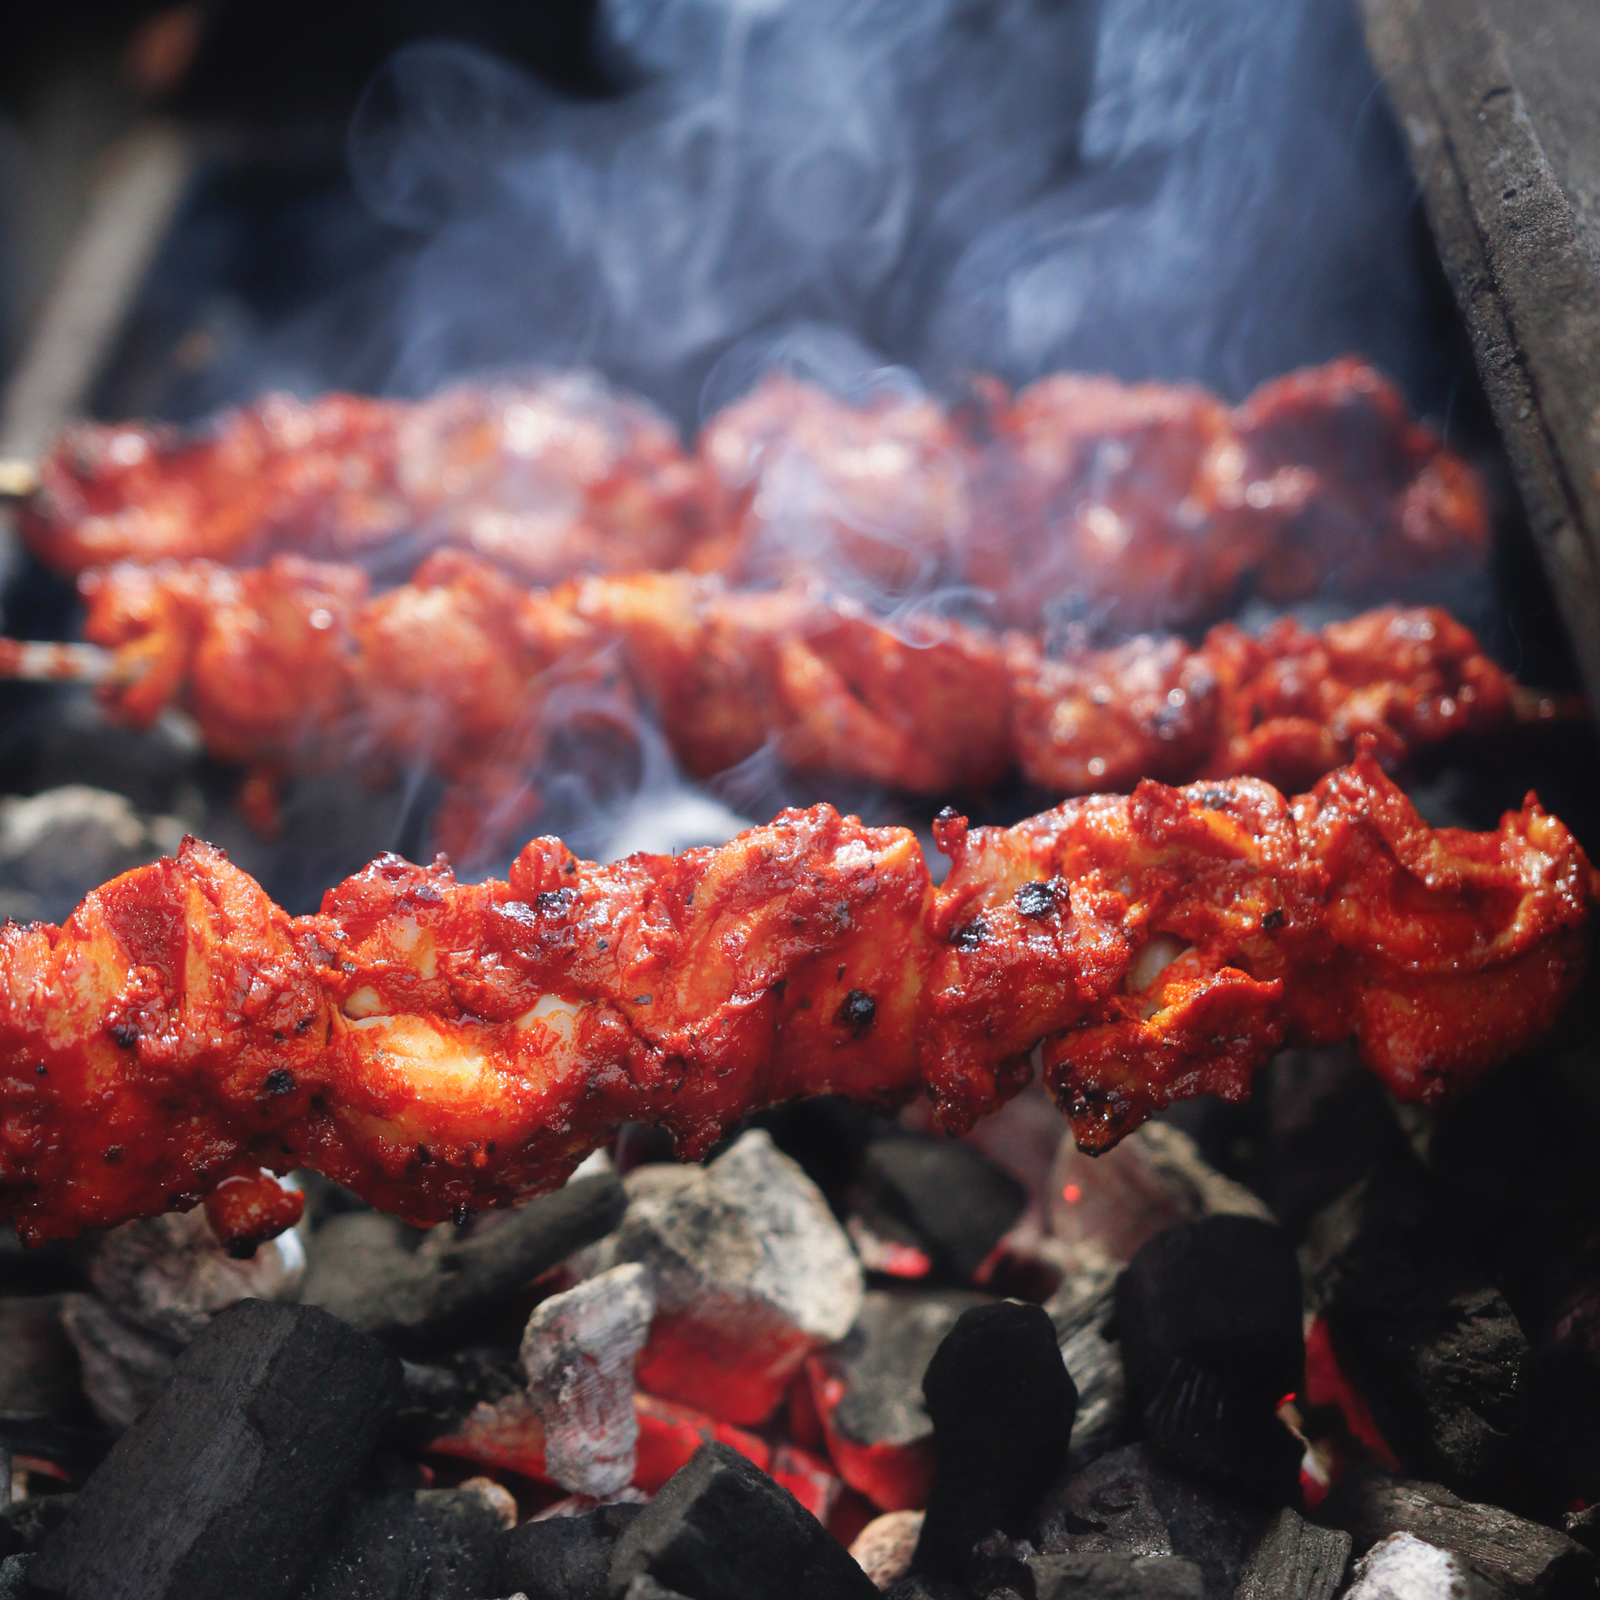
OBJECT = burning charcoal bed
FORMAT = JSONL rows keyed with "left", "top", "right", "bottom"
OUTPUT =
{"left": 3, "top": 1, "right": 1600, "bottom": 1599}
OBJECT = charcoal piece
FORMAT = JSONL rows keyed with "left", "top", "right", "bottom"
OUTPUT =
{"left": 623, "top": 1578, "right": 692, "bottom": 1600}
{"left": 1343, "top": 1532, "right": 1508, "bottom": 1600}
{"left": 300, "top": 1173, "right": 625, "bottom": 1354}
{"left": 912, "top": 1301, "right": 1078, "bottom": 1585}
{"left": 1038, "top": 1444, "right": 1174, "bottom": 1558}
{"left": 1318, "top": 1468, "right": 1594, "bottom": 1600}
{"left": 0, "top": 1300, "right": 82, "bottom": 1420}
{"left": 27, "top": 1300, "right": 399, "bottom": 1600}
{"left": 58, "top": 1294, "right": 177, "bottom": 1430}
{"left": 1, "top": 1494, "right": 73, "bottom": 1558}
{"left": 851, "top": 1136, "right": 1026, "bottom": 1283}
{"left": 1301, "top": 1161, "right": 1529, "bottom": 1494}
{"left": 583, "top": 1132, "right": 862, "bottom": 1425}
{"left": 1024, "top": 1553, "right": 1206, "bottom": 1600}
{"left": 1053, "top": 1279, "right": 1129, "bottom": 1476}
{"left": 1038, "top": 1444, "right": 1275, "bottom": 1600}
{"left": 495, "top": 1501, "right": 645, "bottom": 1600}
{"left": 884, "top": 1580, "right": 966, "bottom": 1600}
{"left": 1563, "top": 1507, "right": 1600, "bottom": 1556}
{"left": 383, "top": 1349, "right": 524, "bottom": 1453}
{"left": 1114, "top": 1216, "right": 1303, "bottom": 1501}
{"left": 812, "top": 1289, "right": 992, "bottom": 1510}
{"left": 83, "top": 1206, "right": 304, "bottom": 1344}
{"left": 607, "top": 1441, "right": 877, "bottom": 1600}
{"left": 1234, "top": 1508, "right": 1351, "bottom": 1600}
{"left": 297, "top": 1488, "right": 501, "bottom": 1600}
{"left": 0, "top": 1555, "right": 28, "bottom": 1600}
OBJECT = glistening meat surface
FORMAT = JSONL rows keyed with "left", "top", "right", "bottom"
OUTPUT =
{"left": 0, "top": 752, "right": 1588, "bottom": 1247}
{"left": 64, "top": 550, "right": 1542, "bottom": 854}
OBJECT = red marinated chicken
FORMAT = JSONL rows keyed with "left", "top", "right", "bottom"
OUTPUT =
{"left": 0, "top": 753, "right": 1587, "bottom": 1247}
{"left": 20, "top": 360, "right": 1485, "bottom": 635}
{"left": 39, "top": 552, "right": 1541, "bottom": 856}
{"left": 20, "top": 375, "right": 708, "bottom": 583}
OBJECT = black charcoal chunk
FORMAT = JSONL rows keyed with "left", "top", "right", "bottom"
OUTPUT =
{"left": 1049, "top": 1272, "right": 1130, "bottom": 1475}
{"left": 1024, "top": 1552, "right": 1206, "bottom": 1600}
{"left": 495, "top": 1502, "right": 645, "bottom": 1600}
{"left": 815, "top": 1290, "right": 992, "bottom": 1463}
{"left": 27, "top": 1300, "right": 398, "bottom": 1600}
{"left": 0, "top": 1554, "right": 28, "bottom": 1600}
{"left": 851, "top": 1137, "right": 1027, "bottom": 1283}
{"left": 383, "top": 1350, "right": 524, "bottom": 1453}
{"left": 912, "top": 1301, "right": 1077, "bottom": 1585}
{"left": 884, "top": 1580, "right": 966, "bottom": 1600}
{"left": 297, "top": 1488, "right": 500, "bottom": 1600}
{"left": 1318, "top": 1468, "right": 1594, "bottom": 1600}
{"left": 1343, "top": 1532, "right": 1509, "bottom": 1600}
{"left": 1301, "top": 1162, "right": 1529, "bottom": 1494}
{"left": 607, "top": 1441, "right": 876, "bottom": 1600}
{"left": 0, "top": 1494, "right": 73, "bottom": 1558}
{"left": 1038, "top": 1444, "right": 1276, "bottom": 1600}
{"left": 300, "top": 1173, "right": 625, "bottom": 1353}
{"left": 1563, "top": 1507, "right": 1600, "bottom": 1556}
{"left": 1234, "top": 1508, "right": 1350, "bottom": 1600}
{"left": 1115, "top": 1216, "right": 1303, "bottom": 1501}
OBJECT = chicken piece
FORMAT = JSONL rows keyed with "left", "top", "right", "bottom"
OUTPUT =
{"left": 977, "top": 358, "right": 1488, "bottom": 630}
{"left": 1228, "top": 357, "right": 1490, "bottom": 599}
{"left": 21, "top": 377, "right": 709, "bottom": 581}
{"left": 0, "top": 756, "right": 1588, "bottom": 1245}
{"left": 566, "top": 572, "right": 1014, "bottom": 793}
{"left": 1197, "top": 605, "right": 1518, "bottom": 793}
{"left": 693, "top": 374, "right": 976, "bottom": 596}
{"left": 973, "top": 374, "right": 1261, "bottom": 631}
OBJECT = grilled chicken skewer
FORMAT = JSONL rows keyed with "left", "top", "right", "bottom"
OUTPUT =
{"left": 16, "top": 359, "right": 1486, "bottom": 632}
{"left": 0, "top": 752, "right": 1588, "bottom": 1249}
{"left": 0, "top": 550, "right": 1562, "bottom": 854}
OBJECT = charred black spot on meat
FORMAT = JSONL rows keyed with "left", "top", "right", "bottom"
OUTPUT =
{"left": 1262, "top": 908, "right": 1285, "bottom": 930}
{"left": 109, "top": 1021, "right": 139, "bottom": 1049}
{"left": 1014, "top": 880, "right": 1057, "bottom": 919}
{"left": 950, "top": 918, "right": 989, "bottom": 949}
{"left": 835, "top": 990, "right": 876, "bottom": 1034}
{"left": 263, "top": 1068, "right": 295, "bottom": 1096}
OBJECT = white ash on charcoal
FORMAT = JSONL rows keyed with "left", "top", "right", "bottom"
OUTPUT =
{"left": 910, "top": 1301, "right": 1077, "bottom": 1588}
{"left": 851, "top": 1510, "right": 925, "bottom": 1591}
{"left": 1113, "top": 1216, "right": 1304, "bottom": 1503}
{"left": 0, "top": 785, "right": 188, "bottom": 925}
{"left": 1049, "top": 1123, "right": 1273, "bottom": 1278}
{"left": 1340, "top": 1532, "right": 1508, "bottom": 1600}
{"left": 296, "top": 1486, "right": 504, "bottom": 1600}
{"left": 300, "top": 1171, "right": 626, "bottom": 1354}
{"left": 0, "top": 1554, "right": 28, "bottom": 1599}
{"left": 1300, "top": 1158, "right": 1529, "bottom": 1496}
{"left": 57, "top": 1293, "right": 177, "bottom": 1430}
{"left": 608, "top": 1441, "right": 878, "bottom": 1600}
{"left": 521, "top": 1262, "right": 655, "bottom": 1497}
{"left": 806, "top": 1289, "right": 993, "bottom": 1512}
{"left": 577, "top": 1130, "right": 862, "bottom": 1425}
{"left": 26, "top": 1300, "right": 398, "bottom": 1600}
{"left": 845, "top": 1134, "right": 1027, "bottom": 1285}
{"left": 494, "top": 1501, "right": 646, "bottom": 1600}
{"left": 623, "top": 1578, "right": 693, "bottom": 1600}
{"left": 1316, "top": 1468, "right": 1595, "bottom": 1600}
{"left": 55, "top": 1190, "right": 307, "bottom": 1429}
{"left": 1045, "top": 1266, "right": 1130, "bottom": 1477}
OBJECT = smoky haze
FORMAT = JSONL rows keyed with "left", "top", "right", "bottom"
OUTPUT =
{"left": 255, "top": 0, "right": 1438, "bottom": 427}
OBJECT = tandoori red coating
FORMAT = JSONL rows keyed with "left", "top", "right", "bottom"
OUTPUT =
{"left": 0, "top": 752, "right": 1588, "bottom": 1247}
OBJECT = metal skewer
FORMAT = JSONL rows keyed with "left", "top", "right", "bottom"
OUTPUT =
{"left": 0, "top": 639, "right": 119, "bottom": 684}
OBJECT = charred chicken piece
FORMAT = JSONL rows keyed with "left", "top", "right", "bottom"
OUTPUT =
{"left": 0, "top": 754, "right": 1587, "bottom": 1247}
{"left": 20, "top": 375, "right": 708, "bottom": 583}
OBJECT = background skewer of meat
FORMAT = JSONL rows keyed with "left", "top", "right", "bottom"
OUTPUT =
{"left": 0, "top": 751, "right": 1587, "bottom": 1249}
{"left": 0, "top": 552, "right": 1561, "bottom": 858}
{"left": 14, "top": 357, "right": 1487, "bottom": 632}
